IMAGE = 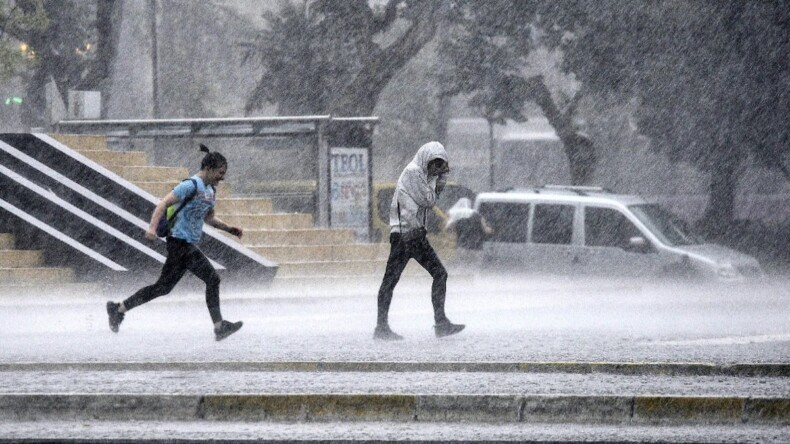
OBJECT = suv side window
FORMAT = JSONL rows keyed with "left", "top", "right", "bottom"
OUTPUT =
{"left": 585, "top": 207, "right": 641, "bottom": 248}
{"left": 532, "top": 204, "right": 574, "bottom": 245}
{"left": 478, "top": 202, "right": 529, "bottom": 243}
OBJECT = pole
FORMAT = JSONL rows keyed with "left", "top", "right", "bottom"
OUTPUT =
{"left": 488, "top": 119, "right": 495, "bottom": 190}
{"left": 316, "top": 120, "right": 330, "bottom": 228}
{"left": 149, "top": 0, "right": 159, "bottom": 119}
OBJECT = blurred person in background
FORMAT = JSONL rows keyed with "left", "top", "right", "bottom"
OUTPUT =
{"left": 446, "top": 197, "right": 493, "bottom": 271}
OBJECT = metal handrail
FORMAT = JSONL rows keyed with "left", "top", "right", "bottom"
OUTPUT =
{"left": 55, "top": 115, "right": 338, "bottom": 138}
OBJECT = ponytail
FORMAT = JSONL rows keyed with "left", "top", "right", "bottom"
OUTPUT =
{"left": 199, "top": 143, "right": 227, "bottom": 170}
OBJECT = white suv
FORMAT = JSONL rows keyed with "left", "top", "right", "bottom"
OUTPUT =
{"left": 465, "top": 185, "right": 763, "bottom": 281}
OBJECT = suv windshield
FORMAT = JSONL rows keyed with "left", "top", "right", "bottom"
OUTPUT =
{"left": 628, "top": 204, "right": 702, "bottom": 246}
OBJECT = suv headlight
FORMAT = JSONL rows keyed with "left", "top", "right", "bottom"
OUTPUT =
{"left": 716, "top": 264, "right": 739, "bottom": 279}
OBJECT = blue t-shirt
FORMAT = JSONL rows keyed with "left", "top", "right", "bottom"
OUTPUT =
{"left": 170, "top": 175, "right": 215, "bottom": 244}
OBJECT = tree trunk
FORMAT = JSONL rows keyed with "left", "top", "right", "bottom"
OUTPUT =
{"left": 330, "top": 4, "right": 440, "bottom": 116}
{"left": 487, "top": 119, "right": 495, "bottom": 190}
{"left": 22, "top": 68, "right": 49, "bottom": 129}
{"left": 564, "top": 132, "right": 597, "bottom": 185}
{"left": 20, "top": 0, "right": 122, "bottom": 127}
{"left": 524, "top": 76, "right": 597, "bottom": 185}
{"left": 702, "top": 148, "right": 739, "bottom": 236}
{"left": 77, "top": 0, "right": 122, "bottom": 91}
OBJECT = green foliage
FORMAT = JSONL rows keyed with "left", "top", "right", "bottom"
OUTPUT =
{"left": 440, "top": 0, "right": 537, "bottom": 124}
{"left": 246, "top": 0, "right": 386, "bottom": 115}
{"left": 0, "top": 0, "right": 48, "bottom": 81}
{"left": 440, "top": 1, "right": 601, "bottom": 185}
{"left": 242, "top": 0, "right": 440, "bottom": 116}
{"left": 535, "top": 0, "right": 790, "bottom": 222}
{"left": 544, "top": 1, "right": 790, "bottom": 177}
{"left": 9, "top": 0, "right": 119, "bottom": 127}
{"left": 0, "top": 41, "right": 25, "bottom": 80}
{"left": 30, "top": 0, "right": 98, "bottom": 88}
{"left": 242, "top": 0, "right": 385, "bottom": 115}
{"left": 242, "top": 0, "right": 328, "bottom": 114}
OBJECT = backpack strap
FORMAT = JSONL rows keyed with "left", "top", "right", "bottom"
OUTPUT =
{"left": 167, "top": 178, "right": 199, "bottom": 222}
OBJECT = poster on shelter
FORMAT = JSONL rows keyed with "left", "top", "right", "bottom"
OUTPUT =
{"left": 330, "top": 147, "right": 370, "bottom": 240}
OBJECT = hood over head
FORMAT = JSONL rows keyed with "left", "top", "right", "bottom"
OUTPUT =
{"left": 411, "top": 141, "right": 448, "bottom": 172}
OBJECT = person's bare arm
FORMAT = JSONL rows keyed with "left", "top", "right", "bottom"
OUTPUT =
{"left": 204, "top": 208, "right": 243, "bottom": 238}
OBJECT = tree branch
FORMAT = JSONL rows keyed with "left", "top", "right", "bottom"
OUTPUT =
{"left": 779, "top": 162, "right": 790, "bottom": 182}
{"left": 371, "top": 0, "right": 399, "bottom": 34}
{"left": 522, "top": 74, "right": 597, "bottom": 184}
{"left": 522, "top": 75, "right": 572, "bottom": 136}
{"left": 332, "top": 4, "right": 439, "bottom": 115}
{"left": 76, "top": 0, "right": 120, "bottom": 90}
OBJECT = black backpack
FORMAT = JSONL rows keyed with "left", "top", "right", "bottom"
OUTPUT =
{"left": 154, "top": 178, "right": 199, "bottom": 238}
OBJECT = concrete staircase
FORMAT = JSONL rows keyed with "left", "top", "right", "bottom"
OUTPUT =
{"left": 49, "top": 134, "right": 428, "bottom": 293}
{"left": 0, "top": 232, "right": 73, "bottom": 283}
{"left": 0, "top": 232, "right": 98, "bottom": 296}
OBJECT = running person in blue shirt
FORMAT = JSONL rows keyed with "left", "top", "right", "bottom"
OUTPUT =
{"left": 106, "top": 145, "right": 245, "bottom": 341}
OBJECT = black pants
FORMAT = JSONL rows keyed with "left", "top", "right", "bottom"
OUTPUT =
{"left": 123, "top": 237, "right": 222, "bottom": 324}
{"left": 377, "top": 232, "right": 448, "bottom": 326}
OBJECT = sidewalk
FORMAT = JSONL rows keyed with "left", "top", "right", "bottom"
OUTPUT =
{"left": 2, "top": 276, "right": 789, "bottom": 365}
{"left": 2, "top": 420, "right": 788, "bottom": 443}
{"left": 2, "top": 361, "right": 790, "bottom": 377}
{"left": 1, "top": 364, "right": 789, "bottom": 425}
{"left": 2, "top": 278, "right": 789, "bottom": 442}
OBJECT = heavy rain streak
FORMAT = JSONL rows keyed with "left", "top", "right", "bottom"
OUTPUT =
{"left": 0, "top": 1, "right": 788, "bottom": 442}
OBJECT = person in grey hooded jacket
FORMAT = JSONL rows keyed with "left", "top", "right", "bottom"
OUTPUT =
{"left": 374, "top": 141, "right": 465, "bottom": 340}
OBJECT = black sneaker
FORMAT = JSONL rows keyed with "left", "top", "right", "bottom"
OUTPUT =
{"left": 106, "top": 301, "right": 124, "bottom": 333}
{"left": 373, "top": 324, "right": 403, "bottom": 341}
{"left": 434, "top": 320, "right": 465, "bottom": 338}
{"left": 215, "top": 320, "right": 243, "bottom": 341}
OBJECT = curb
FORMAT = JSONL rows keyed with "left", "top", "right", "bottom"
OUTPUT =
{"left": 0, "top": 394, "right": 788, "bottom": 425}
{"left": 1, "top": 361, "right": 788, "bottom": 377}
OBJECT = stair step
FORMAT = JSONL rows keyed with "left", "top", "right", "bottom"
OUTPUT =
{"left": 252, "top": 244, "right": 389, "bottom": 262}
{"left": 0, "top": 267, "right": 75, "bottom": 284}
{"left": 135, "top": 181, "right": 232, "bottom": 198}
{"left": 220, "top": 214, "right": 313, "bottom": 230}
{"left": 269, "top": 272, "right": 471, "bottom": 295}
{"left": 50, "top": 134, "right": 108, "bottom": 151}
{"left": 0, "top": 233, "right": 14, "bottom": 249}
{"left": 79, "top": 150, "right": 148, "bottom": 167}
{"left": 276, "top": 260, "right": 428, "bottom": 277}
{"left": 239, "top": 229, "right": 356, "bottom": 246}
{"left": 214, "top": 198, "right": 274, "bottom": 215}
{"left": 252, "top": 179, "right": 317, "bottom": 194}
{"left": 0, "top": 250, "right": 43, "bottom": 268}
{"left": 116, "top": 166, "right": 190, "bottom": 182}
{"left": 0, "top": 282, "right": 101, "bottom": 299}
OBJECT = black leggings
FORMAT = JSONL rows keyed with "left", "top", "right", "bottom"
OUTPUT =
{"left": 377, "top": 232, "right": 448, "bottom": 325}
{"left": 123, "top": 237, "right": 222, "bottom": 323}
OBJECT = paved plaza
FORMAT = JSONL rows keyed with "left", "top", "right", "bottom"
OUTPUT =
{"left": 1, "top": 274, "right": 789, "bottom": 442}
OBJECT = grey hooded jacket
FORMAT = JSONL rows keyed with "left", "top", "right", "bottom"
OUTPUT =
{"left": 389, "top": 141, "right": 449, "bottom": 234}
